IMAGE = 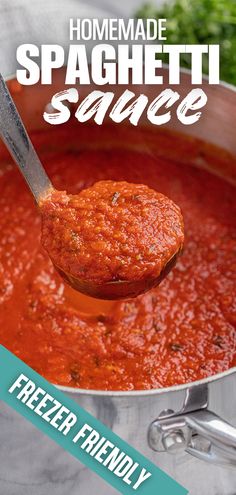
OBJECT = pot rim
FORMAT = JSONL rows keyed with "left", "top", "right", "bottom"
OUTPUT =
{"left": 6, "top": 64, "right": 236, "bottom": 92}
{"left": 57, "top": 367, "right": 236, "bottom": 397}
{"left": 4, "top": 69, "right": 236, "bottom": 397}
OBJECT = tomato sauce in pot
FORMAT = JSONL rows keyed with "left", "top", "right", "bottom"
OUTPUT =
{"left": 0, "top": 125, "right": 235, "bottom": 391}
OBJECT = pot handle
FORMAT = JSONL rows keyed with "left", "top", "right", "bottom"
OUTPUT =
{"left": 148, "top": 388, "right": 236, "bottom": 466}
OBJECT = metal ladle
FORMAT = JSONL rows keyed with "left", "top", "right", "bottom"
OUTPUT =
{"left": 0, "top": 74, "right": 181, "bottom": 300}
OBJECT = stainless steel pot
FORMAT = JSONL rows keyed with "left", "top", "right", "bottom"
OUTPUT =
{"left": 0, "top": 70, "right": 236, "bottom": 495}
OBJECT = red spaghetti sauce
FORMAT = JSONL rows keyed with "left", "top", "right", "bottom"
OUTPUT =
{"left": 0, "top": 125, "right": 235, "bottom": 390}
{"left": 40, "top": 181, "right": 184, "bottom": 297}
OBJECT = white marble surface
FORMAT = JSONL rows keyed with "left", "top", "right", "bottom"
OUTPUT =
{"left": 1, "top": 374, "right": 236, "bottom": 495}
{"left": 0, "top": 0, "right": 165, "bottom": 77}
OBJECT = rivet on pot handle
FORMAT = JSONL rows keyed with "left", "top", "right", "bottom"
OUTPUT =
{"left": 148, "top": 385, "right": 236, "bottom": 466}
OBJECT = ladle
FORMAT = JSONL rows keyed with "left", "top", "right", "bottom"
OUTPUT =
{"left": 0, "top": 74, "right": 181, "bottom": 300}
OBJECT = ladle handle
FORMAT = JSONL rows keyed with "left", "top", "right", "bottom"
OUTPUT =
{"left": 0, "top": 74, "right": 52, "bottom": 202}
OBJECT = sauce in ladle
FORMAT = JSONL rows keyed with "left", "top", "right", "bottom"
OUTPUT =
{"left": 40, "top": 180, "right": 184, "bottom": 299}
{"left": 0, "top": 75, "right": 184, "bottom": 301}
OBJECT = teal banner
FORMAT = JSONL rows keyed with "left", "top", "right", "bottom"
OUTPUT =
{"left": 0, "top": 345, "right": 187, "bottom": 495}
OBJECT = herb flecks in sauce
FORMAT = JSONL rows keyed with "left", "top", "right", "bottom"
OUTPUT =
{"left": 0, "top": 126, "right": 235, "bottom": 391}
